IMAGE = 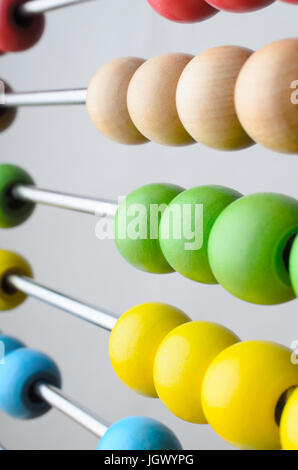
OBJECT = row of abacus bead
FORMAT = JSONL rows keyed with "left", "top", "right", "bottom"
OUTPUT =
{"left": 0, "top": 333, "right": 182, "bottom": 450}
{"left": 3, "top": 38, "right": 298, "bottom": 154}
{"left": 1, "top": 164, "right": 298, "bottom": 306}
{"left": 0, "top": 1, "right": 295, "bottom": 53}
{"left": 1, "top": 279, "right": 298, "bottom": 450}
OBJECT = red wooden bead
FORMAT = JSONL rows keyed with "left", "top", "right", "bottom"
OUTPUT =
{"left": 147, "top": 0, "right": 218, "bottom": 23}
{"left": 0, "top": 0, "right": 45, "bottom": 52}
{"left": 205, "top": 0, "right": 275, "bottom": 12}
{"left": 280, "top": 0, "right": 298, "bottom": 3}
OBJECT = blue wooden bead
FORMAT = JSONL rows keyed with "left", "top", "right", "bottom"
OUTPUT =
{"left": 0, "top": 334, "right": 24, "bottom": 357}
{"left": 0, "top": 348, "right": 61, "bottom": 419}
{"left": 97, "top": 416, "right": 182, "bottom": 450}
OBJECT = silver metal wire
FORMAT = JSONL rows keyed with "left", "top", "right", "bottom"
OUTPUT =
{"left": 19, "top": 0, "right": 95, "bottom": 15}
{"left": 35, "top": 383, "right": 108, "bottom": 438}
{"left": 6, "top": 274, "right": 118, "bottom": 332}
{"left": 3, "top": 89, "right": 87, "bottom": 107}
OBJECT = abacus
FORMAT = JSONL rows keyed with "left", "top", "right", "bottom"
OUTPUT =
{"left": 2, "top": 0, "right": 298, "bottom": 453}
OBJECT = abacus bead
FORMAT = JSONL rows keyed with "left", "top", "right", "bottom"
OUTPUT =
{"left": 235, "top": 39, "right": 298, "bottom": 154}
{"left": 0, "top": 334, "right": 24, "bottom": 356}
{"left": 205, "top": 0, "right": 275, "bottom": 11}
{"left": 127, "top": 54, "right": 194, "bottom": 146}
{"left": 159, "top": 185, "right": 242, "bottom": 283}
{"left": 0, "top": 348, "right": 61, "bottom": 419}
{"left": 0, "top": 250, "right": 33, "bottom": 310}
{"left": 109, "top": 303, "right": 190, "bottom": 397}
{"left": 202, "top": 341, "right": 298, "bottom": 450}
{"left": 0, "top": 81, "right": 17, "bottom": 132}
{"left": 0, "top": 0, "right": 45, "bottom": 52}
{"left": 154, "top": 322, "right": 240, "bottom": 423}
{"left": 289, "top": 234, "right": 298, "bottom": 296}
{"left": 176, "top": 46, "right": 254, "bottom": 151}
{"left": 114, "top": 183, "right": 184, "bottom": 274}
{"left": 147, "top": 0, "right": 218, "bottom": 23}
{"left": 208, "top": 193, "right": 298, "bottom": 305}
{"left": 281, "top": 0, "right": 298, "bottom": 3}
{"left": 0, "top": 164, "right": 35, "bottom": 228}
{"left": 280, "top": 388, "right": 298, "bottom": 450}
{"left": 98, "top": 416, "right": 182, "bottom": 450}
{"left": 86, "top": 58, "right": 148, "bottom": 145}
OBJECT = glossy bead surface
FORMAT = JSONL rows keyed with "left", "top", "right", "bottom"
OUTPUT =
{"left": 109, "top": 303, "right": 190, "bottom": 397}
{"left": 0, "top": 164, "right": 35, "bottom": 228}
{"left": 154, "top": 321, "right": 240, "bottom": 423}
{"left": 280, "top": 387, "right": 298, "bottom": 450}
{"left": 176, "top": 46, "right": 253, "bottom": 151}
{"left": 0, "top": 0, "right": 45, "bottom": 52}
{"left": 147, "top": 0, "right": 218, "bottom": 23}
{"left": 289, "top": 234, "right": 298, "bottom": 296}
{"left": 127, "top": 53, "right": 194, "bottom": 146}
{"left": 205, "top": 0, "right": 275, "bottom": 12}
{"left": 0, "top": 348, "right": 61, "bottom": 419}
{"left": 0, "top": 334, "right": 24, "bottom": 356}
{"left": 208, "top": 193, "right": 298, "bottom": 305}
{"left": 159, "top": 185, "right": 242, "bottom": 283}
{"left": 98, "top": 416, "right": 182, "bottom": 450}
{"left": 86, "top": 57, "right": 148, "bottom": 145}
{"left": 235, "top": 39, "right": 298, "bottom": 154}
{"left": 0, "top": 249, "right": 33, "bottom": 310}
{"left": 202, "top": 341, "right": 298, "bottom": 450}
{"left": 114, "top": 183, "right": 184, "bottom": 274}
{"left": 0, "top": 81, "right": 17, "bottom": 132}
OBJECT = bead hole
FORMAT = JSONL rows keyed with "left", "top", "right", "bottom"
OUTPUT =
{"left": 283, "top": 234, "right": 297, "bottom": 273}
{"left": 28, "top": 382, "right": 44, "bottom": 405}
{"left": 5, "top": 185, "right": 27, "bottom": 212}
{"left": 1, "top": 275, "right": 17, "bottom": 296}
{"left": 13, "top": 5, "right": 35, "bottom": 29}
{"left": 275, "top": 386, "right": 296, "bottom": 426}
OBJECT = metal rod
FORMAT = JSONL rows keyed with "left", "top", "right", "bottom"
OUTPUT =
{"left": 19, "top": 0, "right": 95, "bottom": 15}
{"left": 12, "top": 185, "right": 118, "bottom": 218}
{"left": 3, "top": 89, "right": 87, "bottom": 107}
{"left": 6, "top": 274, "right": 118, "bottom": 332}
{"left": 35, "top": 383, "right": 108, "bottom": 438}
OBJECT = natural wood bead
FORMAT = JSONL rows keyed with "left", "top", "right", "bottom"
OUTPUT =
{"left": 127, "top": 53, "right": 195, "bottom": 146}
{"left": 235, "top": 38, "right": 298, "bottom": 154}
{"left": 86, "top": 57, "right": 148, "bottom": 145}
{"left": 176, "top": 46, "right": 254, "bottom": 151}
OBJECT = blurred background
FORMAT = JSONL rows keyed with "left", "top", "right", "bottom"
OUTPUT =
{"left": 1, "top": 0, "right": 298, "bottom": 450}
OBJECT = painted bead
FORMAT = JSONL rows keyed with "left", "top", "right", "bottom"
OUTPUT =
{"left": 289, "top": 234, "right": 298, "bottom": 296}
{"left": 127, "top": 53, "right": 194, "bottom": 146}
{"left": 0, "top": 164, "right": 35, "bottom": 228}
{"left": 0, "top": 347, "right": 61, "bottom": 419}
{"left": 86, "top": 57, "right": 148, "bottom": 145}
{"left": 0, "top": 249, "right": 33, "bottom": 310}
{"left": 114, "top": 183, "right": 184, "bottom": 274}
{"left": 205, "top": 0, "right": 275, "bottom": 12}
{"left": 202, "top": 341, "right": 298, "bottom": 450}
{"left": 176, "top": 46, "right": 254, "bottom": 150}
{"left": 0, "top": 81, "right": 17, "bottom": 132}
{"left": 235, "top": 38, "right": 298, "bottom": 153}
{"left": 154, "top": 321, "right": 240, "bottom": 423}
{"left": 109, "top": 303, "right": 190, "bottom": 397}
{"left": 280, "top": 387, "right": 298, "bottom": 450}
{"left": 0, "top": 0, "right": 45, "bottom": 52}
{"left": 98, "top": 416, "right": 182, "bottom": 450}
{"left": 0, "top": 334, "right": 24, "bottom": 356}
{"left": 147, "top": 0, "right": 218, "bottom": 23}
{"left": 208, "top": 193, "right": 298, "bottom": 305}
{"left": 159, "top": 185, "right": 242, "bottom": 283}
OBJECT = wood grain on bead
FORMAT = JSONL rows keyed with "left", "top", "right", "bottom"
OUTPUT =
{"left": 127, "top": 53, "right": 195, "bottom": 146}
{"left": 86, "top": 57, "right": 148, "bottom": 145}
{"left": 176, "top": 46, "right": 254, "bottom": 151}
{"left": 235, "top": 38, "right": 298, "bottom": 154}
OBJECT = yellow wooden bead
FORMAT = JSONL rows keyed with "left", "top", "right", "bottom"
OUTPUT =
{"left": 235, "top": 38, "right": 298, "bottom": 154}
{"left": 153, "top": 321, "right": 240, "bottom": 423}
{"left": 280, "top": 387, "right": 298, "bottom": 450}
{"left": 0, "top": 250, "right": 33, "bottom": 311}
{"left": 202, "top": 341, "right": 298, "bottom": 450}
{"left": 127, "top": 53, "right": 195, "bottom": 146}
{"left": 86, "top": 57, "right": 148, "bottom": 145}
{"left": 176, "top": 46, "right": 254, "bottom": 151}
{"left": 109, "top": 303, "right": 190, "bottom": 397}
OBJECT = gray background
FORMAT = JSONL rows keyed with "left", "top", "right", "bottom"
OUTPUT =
{"left": 1, "top": 0, "right": 298, "bottom": 450}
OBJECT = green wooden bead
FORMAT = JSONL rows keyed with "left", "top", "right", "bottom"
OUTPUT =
{"left": 114, "top": 183, "right": 184, "bottom": 273}
{"left": 208, "top": 193, "right": 298, "bottom": 305}
{"left": 159, "top": 185, "right": 242, "bottom": 284}
{"left": 0, "top": 164, "right": 35, "bottom": 228}
{"left": 289, "top": 235, "right": 298, "bottom": 297}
